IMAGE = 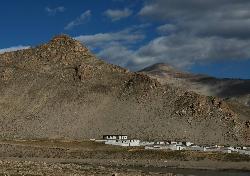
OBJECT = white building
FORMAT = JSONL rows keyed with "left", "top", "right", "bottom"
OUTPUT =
{"left": 155, "top": 141, "right": 166, "bottom": 145}
{"left": 176, "top": 145, "right": 186, "bottom": 150}
{"left": 103, "top": 135, "right": 128, "bottom": 140}
{"left": 139, "top": 141, "right": 154, "bottom": 146}
{"left": 145, "top": 144, "right": 186, "bottom": 151}
{"left": 105, "top": 139, "right": 140, "bottom": 146}
{"left": 102, "top": 135, "right": 140, "bottom": 147}
{"left": 183, "top": 142, "right": 194, "bottom": 146}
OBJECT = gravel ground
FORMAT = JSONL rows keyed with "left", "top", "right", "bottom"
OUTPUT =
{"left": 0, "top": 140, "right": 249, "bottom": 175}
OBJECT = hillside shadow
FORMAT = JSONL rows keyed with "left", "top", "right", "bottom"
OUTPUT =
{"left": 192, "top": 77, "right": 250, "bottom": 97}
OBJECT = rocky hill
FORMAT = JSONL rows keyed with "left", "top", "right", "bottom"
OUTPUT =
{"left": 140, "top": 63, "right": 250, "bottom": 121}
{"left": 0, "top": 35, "right": 249, "bottom": 145}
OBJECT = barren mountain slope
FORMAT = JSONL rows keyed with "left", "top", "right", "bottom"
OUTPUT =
{"left": 0, "top": 35, "right": 249, "bottom": 145}
{"left": 140, "top": 63, "right": 250, "bottom": 121}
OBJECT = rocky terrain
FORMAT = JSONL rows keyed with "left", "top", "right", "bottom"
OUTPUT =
{"left": 0, "top": 35, "right": 249, "bottom": 145}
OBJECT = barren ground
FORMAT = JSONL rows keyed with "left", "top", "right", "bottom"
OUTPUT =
{"left": 0, "top": 140, "right": 249, "bottom": 175}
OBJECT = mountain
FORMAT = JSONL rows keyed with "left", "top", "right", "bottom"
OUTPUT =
{"left": 0, "top": 35, "right": 249, "bottom": 145}
{"left": 140, "top": 63, "right": 250, "bottom": 121}
{"left": 141, "top": 63, "right": 249, "bottom": 96}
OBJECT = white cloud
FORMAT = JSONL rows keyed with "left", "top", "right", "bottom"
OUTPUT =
{"left": 98, "top": 44, "right": 135, "bottom": 67}
{"left": 71, "top": 1, "right": 250, "bottom": 71}
{"left": 123, "top": 0, "right": 250, "bottom": 70}
{"left": 45, "top": 6, "right": 65, "bottom": 15}
{"left": 104, "top": 8, "right": 133, "bottom": 21}
{"left": 0, "top": 46, "right": 30, "bottom": 54}
{"left": 75, "top": 27, "right": 144, "bottom": 47}
{"left": 75, "top": 25, "right": 250, "bottom": 71}
{"left": 64, "top": 10, "right": 91, "bottom": 30}
{"left": 135, "top": 34, "right": 250, "bottom": 69}
{"left": 74, "top": 26, "right": 146, "bottom": 69}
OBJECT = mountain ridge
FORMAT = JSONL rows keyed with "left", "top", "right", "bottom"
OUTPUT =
{"left": 140, "top": 63, "right": 250, "bottom": 122}
{"left": 140, "top": 63, "right": 250, "bottom": 101}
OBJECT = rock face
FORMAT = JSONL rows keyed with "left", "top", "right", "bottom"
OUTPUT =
{"left": 0, "top": 35, "right": 249, "bottom": 145}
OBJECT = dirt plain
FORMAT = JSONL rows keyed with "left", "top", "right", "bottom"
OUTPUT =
{"left": 0, "top": 140, "right": 250, "bottom": 175}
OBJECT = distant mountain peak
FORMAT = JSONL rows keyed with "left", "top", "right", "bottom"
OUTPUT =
{"left": 152, "top": 63, "right": 175, "bottom": 71}
{"left": 140, "top": 63, "right": 177, "bottom": 72}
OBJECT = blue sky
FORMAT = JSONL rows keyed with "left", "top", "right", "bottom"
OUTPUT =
{"left": 0, "top": 0, "right": 250, "bottom": 79}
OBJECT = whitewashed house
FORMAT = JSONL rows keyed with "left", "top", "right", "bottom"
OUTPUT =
{"left": 103, "top": 135, "right": 128, "bottom": 140}
{"left": 183, "top": 141, "right": 194, "bottom": 146}
{"left": 105, "top": 139, "right": 140, "bottom": 146}
{"left": 221, "top": 148, "right": 232, "bottom": 154}
{"left": 145, "top": 144, "right": 186, "bottom": 151}
{"left": 176, "top": 145, "right": 186, "bottom": 150}
{"left": 139, "top": 141, "right": 154, "bottom": 146}
{"left": 103, "top": 135, "right": 140, "bottom": 147}
{"left": 155, "top": 141, "right": 166, "bottom": 145}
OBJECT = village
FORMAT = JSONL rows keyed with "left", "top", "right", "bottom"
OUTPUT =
{"left": 91, "top": 135, "right": 250, "bottom": 156}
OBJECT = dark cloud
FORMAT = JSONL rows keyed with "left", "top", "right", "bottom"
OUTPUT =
{"left": 139, "top": 0, "right": 250, "bottom": 39}
{"left": 157, "top": 24, "right": 178, "bottom": 34}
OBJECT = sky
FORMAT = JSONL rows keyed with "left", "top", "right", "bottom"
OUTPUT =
{"left": 0, "top": 0, "right": 250, "bottom": 79}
